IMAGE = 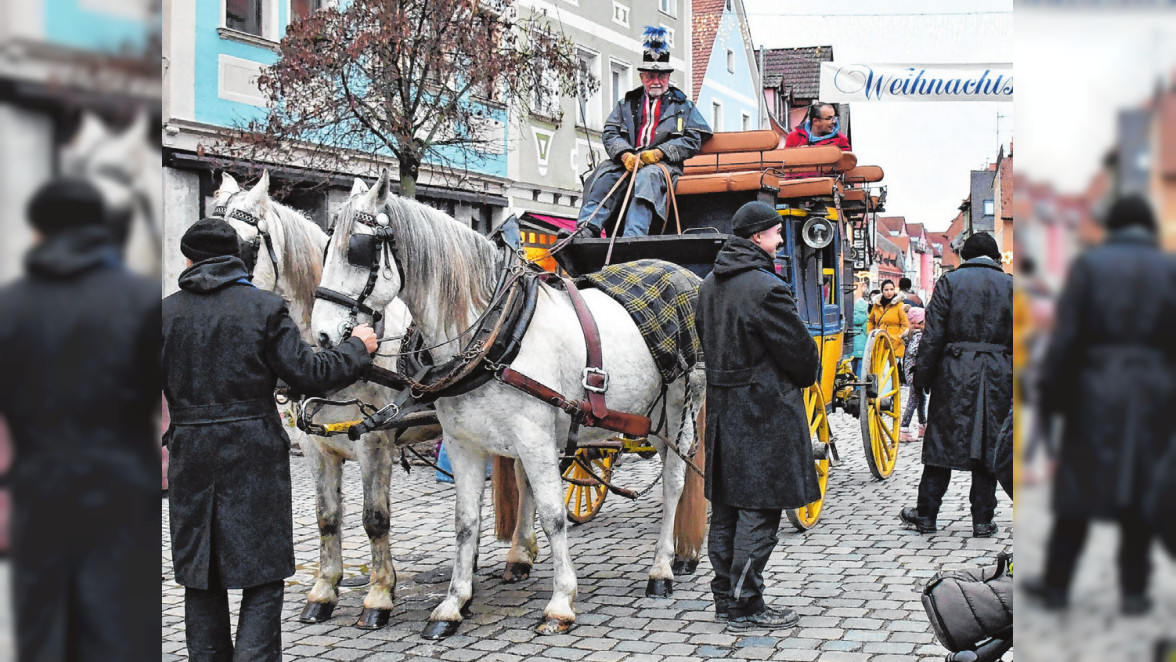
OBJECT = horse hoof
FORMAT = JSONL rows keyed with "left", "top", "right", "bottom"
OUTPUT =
{"left": 671, "top": 557, "right": 699, "bottom": 576}
{"left": 502, "top": 561, "right": 532, "bottom": 584}
{"left": 421, "top": 619, "right": 461, "bottom": 640}
{"left": 536, "top": 616, "right": 574, "bottom": 635}
{"left": 299, "top": 601, "right": 335, "bottom": 623}
{"left": 355, "top": 608, "right": 391, "bottom": 630}
{"left": 645, "top": 577, "right": 674, "bottom": 598}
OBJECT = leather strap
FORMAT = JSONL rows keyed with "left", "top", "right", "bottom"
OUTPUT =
{"left": 654, "top": 162, "right": 682, "bottom": 235}
{"left": 559, "top": 276, "right": 608, "bottom": 421}
{"left": 498, "top": 368, "right": 650, "bottom": 437}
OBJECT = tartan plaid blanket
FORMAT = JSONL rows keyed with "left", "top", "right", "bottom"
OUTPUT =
{"left": 577, "top": 259, "right": 704, "bottom": 384}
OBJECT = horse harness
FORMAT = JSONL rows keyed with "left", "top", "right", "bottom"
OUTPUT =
{"left": 211, "top": 198, "right": 279, "bottom": 280}
{"left": 313, "top": 208, "right": 407, "bottom": 339}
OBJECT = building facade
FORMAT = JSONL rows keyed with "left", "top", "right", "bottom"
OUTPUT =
{"left": 690, "top": 0, "right": 765, "bottom": 133}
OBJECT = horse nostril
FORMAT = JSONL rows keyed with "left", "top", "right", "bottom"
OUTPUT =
{"left": 318, "top": 332, "right": 332, "bottom": 349}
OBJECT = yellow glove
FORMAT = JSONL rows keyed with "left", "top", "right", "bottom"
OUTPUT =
{"left": 640, "top": 148, "right": 664, "bottom": 165}
{"left": 621, "top": 152, "right": 640, "bottom": 172}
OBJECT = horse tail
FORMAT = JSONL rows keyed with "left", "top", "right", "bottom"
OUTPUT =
{"left": 672, "top": 365, "right": 707, "bottom": 564}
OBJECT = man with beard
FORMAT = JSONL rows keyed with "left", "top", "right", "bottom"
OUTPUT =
{"left": 572, "top": 26, "right": 711, "bottom": 238}
{"left": 695, "top": 201, "right": 819, "bottom": 631}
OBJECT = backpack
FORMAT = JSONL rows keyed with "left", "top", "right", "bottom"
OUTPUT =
{"left": 921, "top": 552, "right": 1013, "bottom": 655}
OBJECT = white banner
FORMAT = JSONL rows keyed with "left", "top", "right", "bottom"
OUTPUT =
{"left": 819, "top": 63, "right": 1013, "bottom": 102}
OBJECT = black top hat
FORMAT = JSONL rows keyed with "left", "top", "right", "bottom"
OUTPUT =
{"left": 638, "top": 26, "right": 674, "bottom": 73}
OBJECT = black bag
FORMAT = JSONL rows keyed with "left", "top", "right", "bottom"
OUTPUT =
{"left": 921, "top": 552, "right": 1013, "bottom": 653}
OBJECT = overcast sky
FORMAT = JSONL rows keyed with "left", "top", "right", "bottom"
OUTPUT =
{"left": 742, "top": 0, "right": 1013, "bottom": 231}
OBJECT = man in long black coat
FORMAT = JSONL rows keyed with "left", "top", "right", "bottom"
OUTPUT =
{"left": 163, "top": 218, "right": 377, "bottom": 661}
{"left": 0, "top": 178, "right": 160, "bottom": 661}
{"left": 901, "top": 232, "right": 1012, "bottom": 538}
{"left": 696, "top": 201, "right": 820, "bottom": 631}
{"left": 1028, "top": 196, "right": 1176, "bottom": 615}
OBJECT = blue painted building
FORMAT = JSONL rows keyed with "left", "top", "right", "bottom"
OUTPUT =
{"left": 689, "top": 0, "right": 765, "bottom": 133}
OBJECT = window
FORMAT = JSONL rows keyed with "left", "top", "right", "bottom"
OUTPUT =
{"left": 658, "top": 24, "right": 675, "bottom": 48}
{"left": 290, "top": 0, "right": 323, "bottom": 21}
{"left": 983, "top": 199, "right": 994, "bottom": 216}
{"left": 612, "top": 1, "right": 629, "bottom": 27}
{"left": 726, "top": 49, "right": 735, "bottom": 73}
{"left": 658, "top": 0, "right": 676, "bottom": 18}
{"left": 577, "top": 48, "right": 602, "bottom": 130}
{"left": 225, "top": 0, "right": 263, "bottom": 36}
{"left": 610, "top": 60, "right": 631, "bottom": 107}
{"left": 741, "top": 112, "right": 751, "bottom": 131}
{"left": 712, "top": 101, "right": 723, "bottom": 131}
{"left": 532, "top": 68, "right": 559, "bottom": 119}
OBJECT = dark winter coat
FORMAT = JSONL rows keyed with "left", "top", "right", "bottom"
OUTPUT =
{"left": 0, "top": 226, "right": 160, "bottom": 661}
{"left": 1037, "top": 228, "right": 1176, "bottom": 520}
{"left": 163, "top": 256, "right": 371, "bottom": 590}
{"left": 591, "top": 86, "right": 712, "bottom": 224}
{"left": 914, "top": 257, "right": 1013, "bottom": 471}
{"left": 695, "top": 236, "right": 821, "bottom": 510}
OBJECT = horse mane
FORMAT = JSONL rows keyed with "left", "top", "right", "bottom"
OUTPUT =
{"left": 267, "top": 202, "right": 326, "bottom": 313}
{"left": 334, "top": 195, "right": 499, "bottom": 338}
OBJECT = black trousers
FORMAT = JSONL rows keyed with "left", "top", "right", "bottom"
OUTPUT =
{"left": 708, "top": 501, "right": 782, "bottom": 618}
{"left": 916, "top": 465, "right": 998, "bottom": 523}
{"left": 185, "top": 579, "right": 285, "bottom": 662}
{"left": 1043, "top": 513, "right": 1153, "bottom": 597}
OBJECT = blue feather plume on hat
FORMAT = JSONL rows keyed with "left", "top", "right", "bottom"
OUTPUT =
{"left": 642, "top": 26, "right": 670, "bottom": 56}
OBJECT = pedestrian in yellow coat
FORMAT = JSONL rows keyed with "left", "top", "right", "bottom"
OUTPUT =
{"left": 868, "top": 279, "right": 910, "bottom": 359}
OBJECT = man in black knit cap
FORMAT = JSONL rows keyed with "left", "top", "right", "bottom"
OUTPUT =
{"left": 163, "top": 217, "right": 378, "bottom": 661}
{"left": 900, "top": 232, "right": 1012, "bottom": 538}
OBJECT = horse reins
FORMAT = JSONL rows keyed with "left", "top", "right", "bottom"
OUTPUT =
{"left": 314, "top": 206, "right": 405, "bottom": 340}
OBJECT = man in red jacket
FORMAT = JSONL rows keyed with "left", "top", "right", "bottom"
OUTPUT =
{"left": 784, "top": 102, "right": 851, "bottom": 151}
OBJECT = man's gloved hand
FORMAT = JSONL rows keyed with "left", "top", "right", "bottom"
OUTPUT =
{"left": 621, "top": 152, "right": 640, "bottom": 172}
{"left": 640, "top": 148, "right": 664, "bottom": 165}
{"left": 351, "top": 324, "right": 379, "bottom": 353}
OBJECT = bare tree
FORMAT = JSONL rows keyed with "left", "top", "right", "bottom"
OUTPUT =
{"left": 218, "top": 0, "right": 586, "bottom": 198}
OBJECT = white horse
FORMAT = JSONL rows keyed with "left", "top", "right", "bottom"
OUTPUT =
{"left": 311, "top": 170, "right": 706, "bottom": 639}
{"left": 61, "top": 110, "right": 162, "bottom": 277}
{"left": 213, "top": 171, "right": 438, "bottom": 628}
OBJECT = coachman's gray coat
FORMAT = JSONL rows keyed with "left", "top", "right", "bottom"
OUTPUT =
{"left": 163, "top": 256, "right": 371, "bottom": 590}
{"left": 695, "top": 237, "right": 821, "bottom": 510}
{"left": 914, "top": 258, "right": 1013, "bottom": 471}
{"left": 0, "top": 227, "right": 160, "bottom": 661}
{"left": 589, "top": 86, "right": 711, "bottom": 227}
{"left": 1037, "top": 229, "right": 1176, "bottom": 522}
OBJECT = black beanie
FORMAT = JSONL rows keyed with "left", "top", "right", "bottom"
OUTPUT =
{"left": 959, "top": 232, "right": 1000, "bottom": 261}
{"left": 1105, "top": 195, "right": 1157, "bottom": 232}
{"left": 181, "top": 217, "right": 242, "bottom": 263}
{"left": 26, "top": 177, "right": 106, "bottom": 234}
{"left": 731, "top": 200, "right": 781, "bottom": 238}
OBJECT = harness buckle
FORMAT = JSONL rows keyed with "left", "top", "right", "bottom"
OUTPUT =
{"left": 582, "top": 367, "right": 610, "bottom": 394}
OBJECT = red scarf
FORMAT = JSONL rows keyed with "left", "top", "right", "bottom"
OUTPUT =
{"left": 636, "top": 94, "right": 662, "bottom": 148}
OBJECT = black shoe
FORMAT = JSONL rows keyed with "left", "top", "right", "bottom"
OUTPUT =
{"left": 714, "top": 609, "right": 728, "bottom": 622}
{"left": 899, "top": 507, "right": 937, "bottom": 533}
{"left": 1022, "top": 577, "right": 1067, "bottom": 610}
{"left": 726, "top": 606, "right": 799, "bottom": 631}
{"left": 972, "top": 521, "right": 999, "bottom": 538}
{"left": 571, "top": 225, "right": 600, "bottom": 240}
{"left": 1123, "top": 594, "right": 1152, "bottom": 616}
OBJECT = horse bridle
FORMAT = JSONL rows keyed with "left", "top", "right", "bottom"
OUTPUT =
{"left": 314, "top": 206, "right": 405, "bottom": 340}
{"left": 212, "top": 194, "right": 279, "bottom": 279}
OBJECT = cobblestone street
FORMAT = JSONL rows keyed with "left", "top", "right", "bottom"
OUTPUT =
{"left": 162, "top": 399, "right": 1014, "bottom": 662}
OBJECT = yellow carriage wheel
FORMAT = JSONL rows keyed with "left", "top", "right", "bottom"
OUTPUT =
{"left": 563, "top": 448, "right": 617, "bottom": 524}
{"left": 786, "top": 385, "right": 831, "bottom": 532}
{"left": 860, "top": 330, "right": 902, "bottom": 480}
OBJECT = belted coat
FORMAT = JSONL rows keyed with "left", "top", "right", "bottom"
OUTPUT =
{"left": 1037, "top": 229, "right": 1176, "bottom": 521}
{"left": 163, "top": 256, "right": 371, "bottom": 590}
{"left": 0, "top": 227, "right": 160, "bottom": 661}
{"left": 695, "top": 237, "right": 821, "bottom": 510}
{"left": 587, "top": 86, "right": 711, "bottom": 227}
{"left": 914, "top": 258, "right": 1013, "bottom": 471}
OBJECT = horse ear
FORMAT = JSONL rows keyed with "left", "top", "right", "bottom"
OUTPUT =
{"left": 243, "top": 170, "right": 270, "bottom": 213}
{"left": 350, "top": 177, "right": 369, "bottom": 197}
{"left": 219, "top": 172, "right": 240, "bottom": 195}
{"left": 365, "top": 169, "right": 390, "bottom": 208}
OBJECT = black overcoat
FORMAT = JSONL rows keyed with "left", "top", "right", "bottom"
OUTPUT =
{"left": 1037, "top": 229, "right": 1176, "bottom": 520}
{"left": 914, "top": 258, "right": 1013, "bottom": 471}
{"left": 0, "top": 226, "right": 160, "bottom": 661}
{"left": 695, "top": 237, "right": 821, "bottom": 510}
{"left": 163, "top": 256, "right": 370, "bottom": 590}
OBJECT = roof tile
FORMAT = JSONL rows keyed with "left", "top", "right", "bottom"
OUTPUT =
{"left": 761, "top": 45, "right": 833, "bottom": 99}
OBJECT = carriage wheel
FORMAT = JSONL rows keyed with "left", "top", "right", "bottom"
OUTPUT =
{"left": 563, "top": 448, "right": 617, "bottom": 524}
{"left": 860, "top": 330, "right": 902, "bottom": 480}
{"left": 786, "top": 386, "right": 831, "bottom": 532}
